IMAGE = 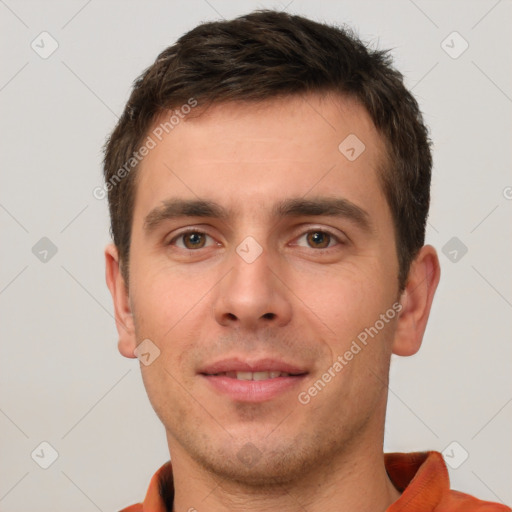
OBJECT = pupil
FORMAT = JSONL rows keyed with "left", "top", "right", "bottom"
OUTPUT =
{"left": 186, "top": 233, "right": 204, "bottom": 248}
{"left": 309, "top": 231, "right": 329, "bottom": 248}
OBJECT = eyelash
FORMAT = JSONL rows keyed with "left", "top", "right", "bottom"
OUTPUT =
{"left": 293, "top": 230, "right": 343, "bottom": 249}
{"left": 168, "top": 228, "right": 218, "bottom": 250}
{"left": 168, "top": 227, "right": 345, "bottom": 251}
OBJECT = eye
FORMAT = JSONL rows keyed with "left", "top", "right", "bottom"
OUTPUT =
{"left": 170, "top": 231, "right": 216, "bottom": 250}
{"left": 295, "top": 230, "right": 341, "bottom": 249}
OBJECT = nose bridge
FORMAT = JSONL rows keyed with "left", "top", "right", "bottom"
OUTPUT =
{"left": 213, "top": 239, "right": 292, "bottom": 328}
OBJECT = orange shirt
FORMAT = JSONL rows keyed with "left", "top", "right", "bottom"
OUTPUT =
{"left": 120, "top": 451, "right": 510, "bottom": 512}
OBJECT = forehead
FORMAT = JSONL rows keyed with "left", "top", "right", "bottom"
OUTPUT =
{"left": 133, "top": 93, "right": 389, "bottom": 222}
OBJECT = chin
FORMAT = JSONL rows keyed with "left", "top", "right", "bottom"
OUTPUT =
{"left": 182, "top": 430, "right": 333, "bottom": 488}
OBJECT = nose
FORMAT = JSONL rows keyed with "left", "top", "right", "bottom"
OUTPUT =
{"left": 212, "top": 245, "right": 293, "bottom": 330}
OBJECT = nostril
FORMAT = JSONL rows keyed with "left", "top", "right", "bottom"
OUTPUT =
{"left": 262, "top": 312, "right": 276, "bottom": 320}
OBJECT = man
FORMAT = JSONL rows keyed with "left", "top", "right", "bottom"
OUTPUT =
{"left": 103, "top": 10, "right": 510, "bottom": 512}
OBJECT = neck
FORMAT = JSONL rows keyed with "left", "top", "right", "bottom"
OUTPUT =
{"left": 168, "top": 433, "right": 400, "bottom": 512}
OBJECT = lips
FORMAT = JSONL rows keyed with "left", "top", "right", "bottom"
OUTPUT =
{"left": 199, "top": 357, "right": 308, "bottom": 376}
{"left": 215, "top": 371, "right": 293, "bottom": 380}
{"left": 199, "top": 357, "right": 308, "bottom": 402}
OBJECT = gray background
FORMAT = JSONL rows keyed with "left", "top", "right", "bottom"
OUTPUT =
{"left": 1, "top": 0, "right": 511, "bottom": 510}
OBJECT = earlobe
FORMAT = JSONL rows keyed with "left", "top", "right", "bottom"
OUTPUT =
{"left": 104, "top": 243, "right": 137, "bottom": 359}
{"left": 392, "top": 245, "right": 441, "bottom": 357}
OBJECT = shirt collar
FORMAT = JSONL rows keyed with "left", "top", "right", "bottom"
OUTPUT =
{"left": 139, "top": 451, "right": 448, "bottom": 511}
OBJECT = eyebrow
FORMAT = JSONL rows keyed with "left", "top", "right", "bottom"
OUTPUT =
{"left": 144, "top": 199, "right": 228, "bottom": 233}
{"left": 143, "top": 196, "right": 372, "bottom": 234}
{"left": 272, "top": 197, "right": 372, "bottom": 232}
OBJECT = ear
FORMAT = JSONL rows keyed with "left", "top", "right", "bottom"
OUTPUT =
{"left": 392, "top": 245, "right": 441, "bottom": 356}
{"left": 105, "top": 243, "right": 137, "bottom": 358}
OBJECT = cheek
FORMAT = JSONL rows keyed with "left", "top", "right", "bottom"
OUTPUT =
{"left": 291, "top": 261, "right": 395, "bottom": 344}
{"left": 303, "top": 268, "right": 397, "bottom": 407}
{"left": 130, "top": 259, "right": 211, "bottom": 337}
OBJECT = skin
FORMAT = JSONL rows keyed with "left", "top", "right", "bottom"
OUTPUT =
{"left": 106, "top": 93, "right": 440, "bottom": 512}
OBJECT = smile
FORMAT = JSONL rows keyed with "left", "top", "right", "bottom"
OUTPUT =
{"left": 207, "top": 371, "right": 299, "bottom": 380}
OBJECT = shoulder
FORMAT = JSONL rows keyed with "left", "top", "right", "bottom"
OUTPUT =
{"left": 385, "top": 451, "right": 511, "bottom": 512}
{"left": 435, "top": 489, "right": 511, "bottom": 512}
{"left": 118, "top": 505, "right": 143, "bottom": 512}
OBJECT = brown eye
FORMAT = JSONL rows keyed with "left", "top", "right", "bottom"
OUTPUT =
{"left": 306, "top": 231, "right": 332, "bottom": 248}
{"left": 180, "top": 232, "right": 207, "bottom": 249}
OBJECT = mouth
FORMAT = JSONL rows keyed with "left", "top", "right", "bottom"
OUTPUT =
{"left": 199, "top": 358, "right": 309, "bottom": 402}
{"left": 204, "top": 371, "right": 304, "bottom": 380}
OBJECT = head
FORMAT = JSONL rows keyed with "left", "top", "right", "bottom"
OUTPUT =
{"left": 104, "top": 10, "right": 432, "bottom": 290}
{"left": 104, "top": 10, "right": 440, "bottom": 487}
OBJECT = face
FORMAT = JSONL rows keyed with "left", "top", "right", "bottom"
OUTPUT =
{"left": 112, "top": 93, "right": 410, "bottom": 484}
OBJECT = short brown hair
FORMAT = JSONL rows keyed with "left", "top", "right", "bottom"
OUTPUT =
{"left": 103, "top": 9, "right": 432, "bottom": 289}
